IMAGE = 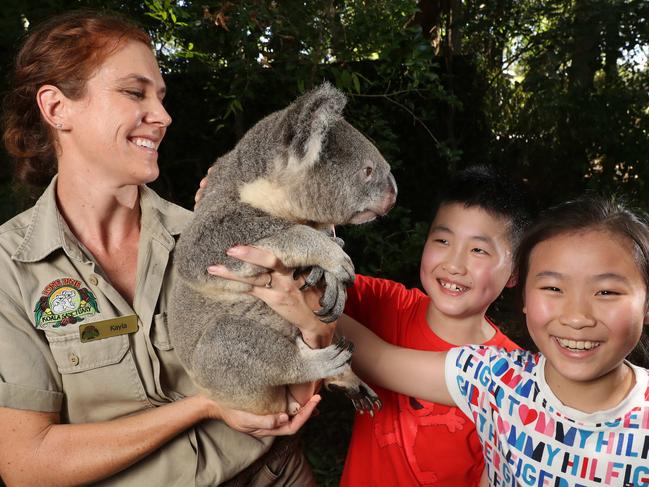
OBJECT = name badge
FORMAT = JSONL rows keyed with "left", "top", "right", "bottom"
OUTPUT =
{"left": 79, "top": 315, "right": 138, "bottom": 343}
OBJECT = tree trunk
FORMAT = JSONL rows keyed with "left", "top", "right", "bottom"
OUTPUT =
{"left": 567, "top": 0, "right": 600, "bottom": 93}
{"left": 449, "top": 0, "right": 463, "bottom": 54}
{"left": 408, "top": 0, "right": 443, "bottom": 53}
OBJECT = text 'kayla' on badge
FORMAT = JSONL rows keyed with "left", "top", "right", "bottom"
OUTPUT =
{"left": 79, "top": 315, "right": 138, "bottom": 342}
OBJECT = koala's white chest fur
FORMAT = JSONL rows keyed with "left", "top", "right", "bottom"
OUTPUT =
{"left": 239, "top": 178, "right": 296, "bottom": 221}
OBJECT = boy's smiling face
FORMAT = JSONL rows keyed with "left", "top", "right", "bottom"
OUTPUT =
{"left": 420, "top": 202, "right": 515, "bottom": 322}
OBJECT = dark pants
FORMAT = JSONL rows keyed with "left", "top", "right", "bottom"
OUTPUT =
{"left": 222, "top": 436, "right": 316, "bottom": 487}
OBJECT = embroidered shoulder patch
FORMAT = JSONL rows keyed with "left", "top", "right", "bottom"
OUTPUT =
{"left": 33, "top": 277, "right": 99, "bottom": 329}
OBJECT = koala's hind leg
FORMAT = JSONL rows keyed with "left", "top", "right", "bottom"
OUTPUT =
{"left": 324, "top": 368, "right": 383, "bottom": 416}
{"left": 293, "top": 335, "right": 355, "bottom": 382}
{"left": 188, "top": 317, "right": 354, "bottom": 414}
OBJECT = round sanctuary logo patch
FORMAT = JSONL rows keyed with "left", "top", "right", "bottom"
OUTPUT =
{"left": 33, "top": 277, "right": 99, "bottom": 329}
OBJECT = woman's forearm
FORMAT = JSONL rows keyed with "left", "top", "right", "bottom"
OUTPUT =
{"left": 1, "top": 391, "right": 316, "bottom": 486}
{"left": 2, "top": 396, "right": 210, "bottom": 486}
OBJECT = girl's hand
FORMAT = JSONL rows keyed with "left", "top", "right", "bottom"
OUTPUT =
{"left": 201, "top": 394, "right": 321, "bottom": 437}
{"left": 207, "top": 246, "right": 335, "bottom": 349}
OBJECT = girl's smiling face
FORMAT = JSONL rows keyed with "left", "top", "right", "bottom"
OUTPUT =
{"left": 524, "top": 229, "right": 649, "bottom": 405}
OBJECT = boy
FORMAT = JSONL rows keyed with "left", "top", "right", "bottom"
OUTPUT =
{"left": 203, "top": 165, "right": 532, "bottom": 484}
{"left": 339, "top": 165, "right": 531, "bottom": 486}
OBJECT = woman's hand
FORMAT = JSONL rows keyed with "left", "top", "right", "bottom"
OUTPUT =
{"left": 207, "top": 246, "right": 335, "bottom": 349}
{"left": 201, "top": 394, "right": 321, "bottom": 438}
{"left": 194, "top": 166, "right": 212, "bottom": 209}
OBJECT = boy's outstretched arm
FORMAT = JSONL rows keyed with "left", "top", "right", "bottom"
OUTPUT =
{"left": 336, "top": 314, "right": 453, "bottom": 406}
{"left": 208, "top": 245, "right": 455, "bottom": 407}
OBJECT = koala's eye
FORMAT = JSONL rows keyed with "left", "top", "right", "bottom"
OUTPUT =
{"left": 364, "top": 166, "right": 373, "bottom": 178}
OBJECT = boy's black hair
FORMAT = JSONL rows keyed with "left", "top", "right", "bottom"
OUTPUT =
{"left": 431, "top": 165, "right": 534, "bottom": 249}
{"left": 514, "top": 195, "right": 649, "bottom": 368}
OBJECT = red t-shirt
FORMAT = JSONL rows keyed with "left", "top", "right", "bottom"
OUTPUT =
{"left": 339, "top": 275, "right": 519, "bottom": 487}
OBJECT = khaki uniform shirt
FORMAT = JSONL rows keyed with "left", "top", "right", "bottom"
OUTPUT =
{"left": 0, "top": 177, "right": 273, "bottom": 486}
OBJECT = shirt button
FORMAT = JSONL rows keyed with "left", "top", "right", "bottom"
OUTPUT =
{"left": 88, "top": 275, "right": 99, "bottom": 286}
{"left": 69, "top": 354, "right": 80, "bottom": 366}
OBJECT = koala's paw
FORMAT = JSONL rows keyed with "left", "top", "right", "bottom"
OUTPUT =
{"left": 326, "top": 379, "right": 383, "bottom": 417}
{"left": 314, "top": 270, "right": 347, "bottom": 323}
{"left": 331, "top": 236, "right": 345, "bottom": 249}
{"left": 297, "top": 335, "right": 353, "bottom": 378}
{"left": 296, "top": 263, "right": 349, "bottom": 323}
{"left": 322, "top": 227, "right": 345, "bottom": 249}
{"left": 299, "top": 266, "right": 324, "bottom": 290}
{"left": 325, "top": 245, "right": 355, "bottom": 284}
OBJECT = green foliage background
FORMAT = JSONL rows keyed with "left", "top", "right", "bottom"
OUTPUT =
{"left": 1, "top": 1, "right": 649, "bottom": 484}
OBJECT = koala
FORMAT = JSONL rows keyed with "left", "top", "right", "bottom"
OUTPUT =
{"left": 168, "top": 83, "right": 397, "bottom": 415}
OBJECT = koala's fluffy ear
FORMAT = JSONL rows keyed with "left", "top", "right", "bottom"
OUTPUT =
{"left": 284, "top": 82, "right": 347, "bottom": 168}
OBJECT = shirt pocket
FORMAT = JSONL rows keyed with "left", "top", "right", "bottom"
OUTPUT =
{"left": 44, "top": 328, "right": 149, "bottom": 422}
{"left": 151, "top": 312, "right": 173, "bottom": 351}
{"left": 45, "top": 330, "right": 129, "bottom": 373}
{"left": 150, "top": 312, "right": 195, "bottom": 398}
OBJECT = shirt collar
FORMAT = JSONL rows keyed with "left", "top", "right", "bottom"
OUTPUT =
{"left": 12, "top": 176, "right": 191, "bottom": 263}
{"left": 11, "top": 176, "right": 73, "bottom": 263}
{"left": 139, "top": 184, "right": 191, "bottom": 251}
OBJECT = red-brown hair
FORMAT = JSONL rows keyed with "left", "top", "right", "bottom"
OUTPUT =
{"left": 2, "top": 10, "right": 152, "bottom": 187}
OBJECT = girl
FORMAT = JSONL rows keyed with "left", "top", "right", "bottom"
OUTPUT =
{"left": 214, "top": 196, "right": 649, "bottom": 486}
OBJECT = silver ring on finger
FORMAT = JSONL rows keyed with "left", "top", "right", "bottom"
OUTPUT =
{"left": 265, "top": 273, "right": 273, "bottom": 289}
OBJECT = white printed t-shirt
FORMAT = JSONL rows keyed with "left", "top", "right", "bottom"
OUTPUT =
{"left": 445, "top": 346, "right": 649, "bottom": 487}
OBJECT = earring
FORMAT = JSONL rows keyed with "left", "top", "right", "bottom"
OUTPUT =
{"left": 55, "top": 122, "right": 63, "bottom": 129}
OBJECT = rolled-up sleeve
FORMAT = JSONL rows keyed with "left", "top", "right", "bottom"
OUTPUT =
{"left": 0, "top": 289, "right": 63, "bottom": 412}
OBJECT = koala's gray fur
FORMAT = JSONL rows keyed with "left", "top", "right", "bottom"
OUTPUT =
{"left": 168, "top": 83, "right": 397, "bottom": 415}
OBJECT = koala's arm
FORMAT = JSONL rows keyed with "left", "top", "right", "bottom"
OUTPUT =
{"left": 253, "top": 225, "right": 354, "bottom": 284}
{"left": 175, "top": 200, "right": 294, "bottom": 283}
{"left": 252, "top": 224, "right": 355, "bottom": 322}
{"left": 177, "top": 200, "right": 353, "bottom": 318}
{"left": 177, "top": 197, "right": 353, "bottom": 281}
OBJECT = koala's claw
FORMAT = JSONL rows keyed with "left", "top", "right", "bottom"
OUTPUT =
{"left": 315, "top": 275, "right": 339, "bottom": 317}
{"left": 327, "top": 382, "right": 382, "bottom": 417}
{"left": 301, "top": 266, "right": 324, "bottom": 290}
{"left": 314, "top": 272, "right": 347, "bottom": 323}
{"left": 334, "top": 335, "right": 354, "bottom": 354}
{"left": 357, "top": 384, "right": 383, "bottom": 416}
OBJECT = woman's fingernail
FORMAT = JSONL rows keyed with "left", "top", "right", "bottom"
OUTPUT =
{"left": 208, "top": 265, "right": 226, "bottom": 274}
{"left": 278, "top": 413, "right": 289, "bottom": 424}
{"left": 226, "top": 246, "right": 243, "bottom": 256}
